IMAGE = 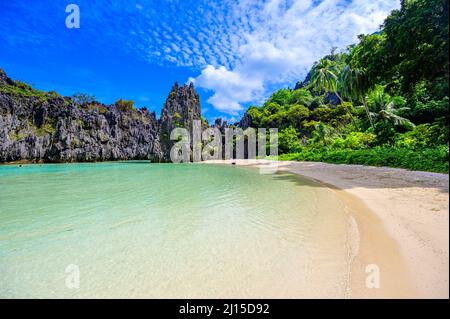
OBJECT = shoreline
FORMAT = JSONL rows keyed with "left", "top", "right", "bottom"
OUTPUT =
{"left": 2, "top": 159, "right": 448, "bottom": 298}
{"left": 0, "top": 160, "right": 155, "bottom": 166}
{"left": 203, "top": 159, "right": 449, "bottom": 299}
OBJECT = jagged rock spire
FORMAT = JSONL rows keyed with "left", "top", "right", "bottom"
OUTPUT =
{"left": 0, "top": 70, "right": 204, "bottom": 163}
{"left": 159, "top": 82, "right": 202, "bottom": 159}
{"left": 0, "top": 68, "right": 15, "bottom": 86}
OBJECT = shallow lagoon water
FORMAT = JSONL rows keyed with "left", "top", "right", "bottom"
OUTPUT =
{"left": 0, "top": 162, "right": 352, "bottom": 298}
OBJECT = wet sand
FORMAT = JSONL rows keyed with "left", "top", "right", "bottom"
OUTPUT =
{"left": 204, "top": 160, "right": 449, "bottom": 299}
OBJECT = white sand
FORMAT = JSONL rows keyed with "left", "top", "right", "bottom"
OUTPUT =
{"left": 204, "top": 160, "right": 449, "bottom": 299}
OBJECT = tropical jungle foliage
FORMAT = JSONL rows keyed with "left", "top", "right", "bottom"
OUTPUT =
{"left": 246, "top": 0, "right": 448, "bottom": 173}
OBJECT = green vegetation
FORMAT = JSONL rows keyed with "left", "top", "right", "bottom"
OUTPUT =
{"left": 8, "top": 131, "right": 28, "bottom": 141}
{"left": 0, "top": 67, "right": 62, "bottom": 102}
{"left": 34, "top": 120, "right": 56, "bottom": 137}
{"left": 7, "top": 119, "right": 56, "bottom": 140}
{"left": 72, "top": 94, "right": 109, "bottom": 114}
{"left": 71, "top": 138, "right": 80, "bottom": 147}
{"left": 82, "top": 102, "right": 107, "bottom": 114}
{"left": 247, "top": 0, "right": 449, "bottom": 173}
{"left": 1, "top": 78, "right": 117, "bottom": 116}
{"left": 0, "top": 80, "right": 52, "bottom": 101}
{"left": 278, "top": 146, "right": 448, "bottom": 174}
{"left": 200, "top": 115, "right": 209, "bottom": 128}
{"left": 115, "top": 98, "right": 135, "bottom": 111}
{"left": 71, "top": 93, "right": 97, "bottom": 105}
{"left": 173, "top": 112, "right": 183, "bottom": 127}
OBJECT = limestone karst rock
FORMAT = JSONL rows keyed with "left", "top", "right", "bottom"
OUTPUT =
{"left": 0, "top": 69, "right": 202, "bottom": 163}
{"left": 159, "top": 82, "right": 202, "bottom": 159}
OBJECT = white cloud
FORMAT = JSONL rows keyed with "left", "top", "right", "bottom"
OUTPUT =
{"left": 14, "top": 0, "right": 395, "bottom": 115}
{"left": 1, "top": 1, "right": 399, "bottom": 115}
{"left": 190, "top": 0, "right": 400, "bottom": 114}
{"left": 192, "top": 65, "right": 264, "bottom": 114}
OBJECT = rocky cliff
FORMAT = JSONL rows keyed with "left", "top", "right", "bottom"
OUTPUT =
{"left": 0, "top": 69, "right": 201, "bottom": 163}
{"left": 159, "top": 82, "right": 203, "bottom": 159}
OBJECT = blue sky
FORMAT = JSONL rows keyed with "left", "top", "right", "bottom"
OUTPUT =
{"left": 0, "top": 0, "right": 399, "bottom": 123}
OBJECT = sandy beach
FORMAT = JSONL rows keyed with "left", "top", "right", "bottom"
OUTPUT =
{"left": 204, "top": 160, "right": 449, "bottom": 299}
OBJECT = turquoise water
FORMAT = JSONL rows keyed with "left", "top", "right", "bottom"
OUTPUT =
{"left": 0, "top": 162, "right": 351, "bottom": 298}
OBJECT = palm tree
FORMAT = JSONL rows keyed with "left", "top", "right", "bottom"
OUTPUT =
{"left": 374, "top": 101, "right": 415, "bottom": 128}
{"left": 339, "top": 65, "right": 374, "bottom": 129}
{"left": 310, "top": 59, "right": 355, "bottom": 124}
{"left": 366, "top": 84, "right": 415, "bottom": 128}
{"left": 311, "top": 122, "right": 335, "bottom": 146}
{"left": 310, "top": 59, "right": 342, "bottom": 102}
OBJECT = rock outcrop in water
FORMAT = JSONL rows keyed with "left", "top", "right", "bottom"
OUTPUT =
{"left": 0, "top": 69, "right": 201, "bottom": 163}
